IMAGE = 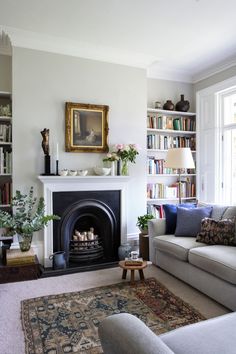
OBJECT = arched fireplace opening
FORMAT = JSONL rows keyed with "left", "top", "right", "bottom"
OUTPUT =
{"left": 52, "top": 190, "right": 121, "bottom": 271}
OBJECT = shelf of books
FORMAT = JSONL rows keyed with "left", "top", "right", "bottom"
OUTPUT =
{"left": 146, "top": 107, "right": 196, "bottom": 217}
{"left": 0, "top": 92, "right": 12, "bottom": 210}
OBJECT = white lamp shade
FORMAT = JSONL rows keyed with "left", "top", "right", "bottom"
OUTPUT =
{"left": 165, "top": 148, "right": 195, "bottom": 169}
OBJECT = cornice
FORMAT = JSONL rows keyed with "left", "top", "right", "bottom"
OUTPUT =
{"left": 0, "top": 25, "right": 156, "bottom": 69}
{"left": 192, "top": 56, "right": 236, "bottom": 83}
{"left": 1, "top": 25, "right": 236, "bottom": 84}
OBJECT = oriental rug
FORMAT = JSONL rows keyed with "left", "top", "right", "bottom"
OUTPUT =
{"left": 21, "top": 278, "right": 205, "bottom": 354}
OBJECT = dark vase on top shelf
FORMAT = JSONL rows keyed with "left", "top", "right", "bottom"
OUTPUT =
{"left": 175, "top": 94, "right": 190, "bottom": 112}
{"left": 163, "top": 100, "right": 174, "bottom": 111}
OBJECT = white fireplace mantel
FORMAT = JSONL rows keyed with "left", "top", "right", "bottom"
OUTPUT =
{"left": 38, "top": 175, "right": 130, "bottom": 267}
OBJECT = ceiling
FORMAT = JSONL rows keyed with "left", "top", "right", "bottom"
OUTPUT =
{"left": 0, "top": 0, "right": 236, "bottom": 82}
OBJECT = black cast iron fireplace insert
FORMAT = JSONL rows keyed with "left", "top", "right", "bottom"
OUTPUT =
{"left": 52, "top": 190, "right": 121, "bottom": 271}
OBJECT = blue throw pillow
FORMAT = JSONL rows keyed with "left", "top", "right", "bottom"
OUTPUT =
{"left": 163, "top": 203, "right": 196, "bottom": 234}
{"left": 175, "top": 206, "right": 213, "bottom": 237}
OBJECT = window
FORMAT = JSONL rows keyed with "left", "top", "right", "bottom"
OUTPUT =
{"left": 218, "top": 87, "right": 236, "bottom": 204}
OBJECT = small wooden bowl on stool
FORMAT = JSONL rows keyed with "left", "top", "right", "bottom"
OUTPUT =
{"left": 119, "top": 260, "right": 147, "bottom": 285}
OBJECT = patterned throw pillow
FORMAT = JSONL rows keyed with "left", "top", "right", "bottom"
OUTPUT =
{"left": 196, "top": 217, "right": 235, "bottom": 246}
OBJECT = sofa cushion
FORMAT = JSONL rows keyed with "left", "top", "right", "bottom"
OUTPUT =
{"left": 153, "top": 235, "right": 205, "bottom": 261}
{"left": 189, "top": 245, "right": 236, "bottom": 284}
{"left": 175, "top": 206, "right": 212, "bottom": 237}
{"left": 196, "top": 217, "right": 235, "bottom": 245}
{"left": 161, "top": 312, "right": 236, "bottom": 354}
{"left": 163, "top": 203, "right": 196, "bottom": 234}
{"left": 198, "top": 202, "right": 228, "bottom": 220}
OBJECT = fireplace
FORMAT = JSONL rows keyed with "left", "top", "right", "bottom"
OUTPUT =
{"left": 38, "top": 175, "right": 129, "bottom": 269}
{"left": 52, "top": 190, "right": 120, "bottom": 268}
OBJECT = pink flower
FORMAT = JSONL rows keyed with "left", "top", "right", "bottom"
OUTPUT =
{"left": 115, "top": 144, "right": 124, "bottom": 151}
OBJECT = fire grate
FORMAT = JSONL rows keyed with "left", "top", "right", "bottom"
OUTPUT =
{"left": 69, "top": 228, "right": 104, "bottom": 262}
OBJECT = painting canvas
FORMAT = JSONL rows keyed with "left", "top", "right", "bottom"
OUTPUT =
{"left": 65, "top": 102, "right": 109, "bottom": 152}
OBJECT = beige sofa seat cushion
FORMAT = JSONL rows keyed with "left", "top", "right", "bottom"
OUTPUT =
{"left": 153, "top": 235, "right": 205, "bottom": 261}
{"left": 189, "top": 245, "right": 236, "bottom": 284}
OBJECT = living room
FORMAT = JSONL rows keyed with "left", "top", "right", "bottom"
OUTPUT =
{"left": 1, "top": 1, "right": 236, "bottom": 353}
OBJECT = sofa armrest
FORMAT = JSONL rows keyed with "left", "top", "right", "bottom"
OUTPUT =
{"left": 98, "top": 313, "right": 174, "bottom": 354}
{"left": 148, "top": 218, "right": 166, "bottom": 263}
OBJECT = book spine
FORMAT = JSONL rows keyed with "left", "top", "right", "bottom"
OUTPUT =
{"left": 7, "top": 258, "right": 35, "bottom": 266}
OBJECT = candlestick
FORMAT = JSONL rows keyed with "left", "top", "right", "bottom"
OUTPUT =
{"left": 56, "top": 143, "right": 59, "bottom": 161}
{"left": 56, "top": 160, "right": 59, "bottom": 176}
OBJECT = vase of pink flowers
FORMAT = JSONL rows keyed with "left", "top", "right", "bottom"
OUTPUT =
{"left": 115, "top": 144, "right": 139, "bottom": 176}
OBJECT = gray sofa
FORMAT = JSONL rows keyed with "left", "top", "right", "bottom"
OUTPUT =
{"left": 99, "top": 312, "right": 236, "bottom": 354}
{"left": 148, "top": 204, "right": 236, "bottom": 310}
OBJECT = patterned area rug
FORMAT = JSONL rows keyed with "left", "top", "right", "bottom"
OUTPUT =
{"left": 21, "top": 278, "right": 205, "bottom": 354}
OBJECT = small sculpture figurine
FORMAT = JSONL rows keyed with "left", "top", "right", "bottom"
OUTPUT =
{"left": 41, "top": 128, "right": 50, "bottom": 155}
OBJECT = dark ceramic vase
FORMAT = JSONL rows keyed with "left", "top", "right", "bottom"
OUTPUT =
{"left": 175, "top": 94, "right": 190, "bottom": 112}
{"left": 163, "top": 100, "right": 174, "bottom": 111}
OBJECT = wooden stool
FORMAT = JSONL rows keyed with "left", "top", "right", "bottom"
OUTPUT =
{"left": 119, "top": 260, "right": 147, "bottom": 285}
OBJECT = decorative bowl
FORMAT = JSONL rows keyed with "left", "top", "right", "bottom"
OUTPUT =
{"left": 59, "top": 169, "right": 68, "bottom": 176}
{"left": 69, "top": 170, "right": 77, "bottom": 176}
{"left": 94, "top": 166, "right": 111, "bottom": 176}
{"left": 78, "top": 169, "right": 88, "bottom": 176}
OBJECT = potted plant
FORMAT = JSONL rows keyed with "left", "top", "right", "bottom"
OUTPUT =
{"left": 0, "top": 186, "right": 60, "bottom": 252}
{"left": 136, "top": 214, "right": 154, "bottom": 235}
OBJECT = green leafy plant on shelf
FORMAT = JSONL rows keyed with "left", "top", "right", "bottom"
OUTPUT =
{"left": 0, "top": 187, "right": 60, "bottom": 251}
{"left": 136, "top": 214, "right": 154, "bottom": 235}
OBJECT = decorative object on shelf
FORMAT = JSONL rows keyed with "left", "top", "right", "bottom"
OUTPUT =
{"left": 163, "top": 100, "right": 174, "bottom": 111}
{"left": 136, "top": 214, "right": 154, "bottom": 235}
{"left": 103, "top": 151, "right": 119, "bottom": 176}
{"left": 59, "top": 169, "right": 68, "bottom": 176}
{"left": 56, "top": 142, "right": 59, "bottom": 175}
{"left": 165, "top": 147, "right": 195, "bottom": 204}
{"left": 155, "top": 101, "right": 162, "bottom": 109}
{"left": 94, "top": 166, "right": 111, "bottom": 176}
{"left": 115, "top": 144, "right": 139, "bottom": 176}
{"left": 110, "top": 161, "right": 115, "bottom": 176}
{"left": 117, "top": 159, "right": 121, "bottom": 175}
{"left": 41, "top": 128, "right": 54, "bottom": 176}
{"left": 65, "top": 102, "right": 109, "bottom": 153}
{"left": 78, "top": 169, "right": 88, "bottom": 176}
{"left": 175, "top": 94, "right": 190, "bottom": 112}
{"left": 118, "top": 242, "right": 132, "bottom": 260}
{"left": 121, "top": 160, "right": 129, "bottom": 176}
{"left": 49, "top": 251, "right": 66, "bottom": 270}
{"left": 68, "top": 170, "right": 77, "bottom": 176}
{"left": 0, "top": 187, "right": 60, "bottom": 252}
{"left": 0, "top": 104, "right": 11, "bottom": 117}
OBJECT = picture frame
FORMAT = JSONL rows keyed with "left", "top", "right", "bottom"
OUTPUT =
{"left": 65, "top": 102, "right": 109, "bottom": 152}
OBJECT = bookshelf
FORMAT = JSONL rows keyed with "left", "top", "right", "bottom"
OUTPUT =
{"left": 146, "top": 108, "right": 196, "bottom": 216}
{"left": 0, "top": 92, "right": 12, "bottom": 209}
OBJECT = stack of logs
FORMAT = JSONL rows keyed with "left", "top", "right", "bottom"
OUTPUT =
{"left": 69, "top": 227, "right": 104, "bottom": 262}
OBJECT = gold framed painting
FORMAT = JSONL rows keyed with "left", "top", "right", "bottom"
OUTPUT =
{"left": 65, "top": 102, "right": 109, "bottom": 152}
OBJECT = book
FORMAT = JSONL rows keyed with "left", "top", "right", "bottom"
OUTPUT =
{"left": 125, "top": 257, "right": 143, "bottom": 266}
{"left": 6, "top": 248, "right": 35, "bottom": 265}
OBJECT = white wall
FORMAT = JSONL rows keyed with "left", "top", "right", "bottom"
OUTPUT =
{"left": 12, "top": 47, "right": 147, "bottom": 261}
{"left": 147, "top": 78, "right": 195, "bottom": 112}
{"left": 0, "top": 54, "right": 11, "bottom": 91}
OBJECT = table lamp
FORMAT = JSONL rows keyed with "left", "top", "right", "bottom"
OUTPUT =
{"left": 165, "top": 148, "right": 195, "bottom": 203}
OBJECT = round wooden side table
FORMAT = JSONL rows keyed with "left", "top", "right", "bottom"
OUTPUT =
{"left": 119, "top": 260, "right": 147, "bottom": 285}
